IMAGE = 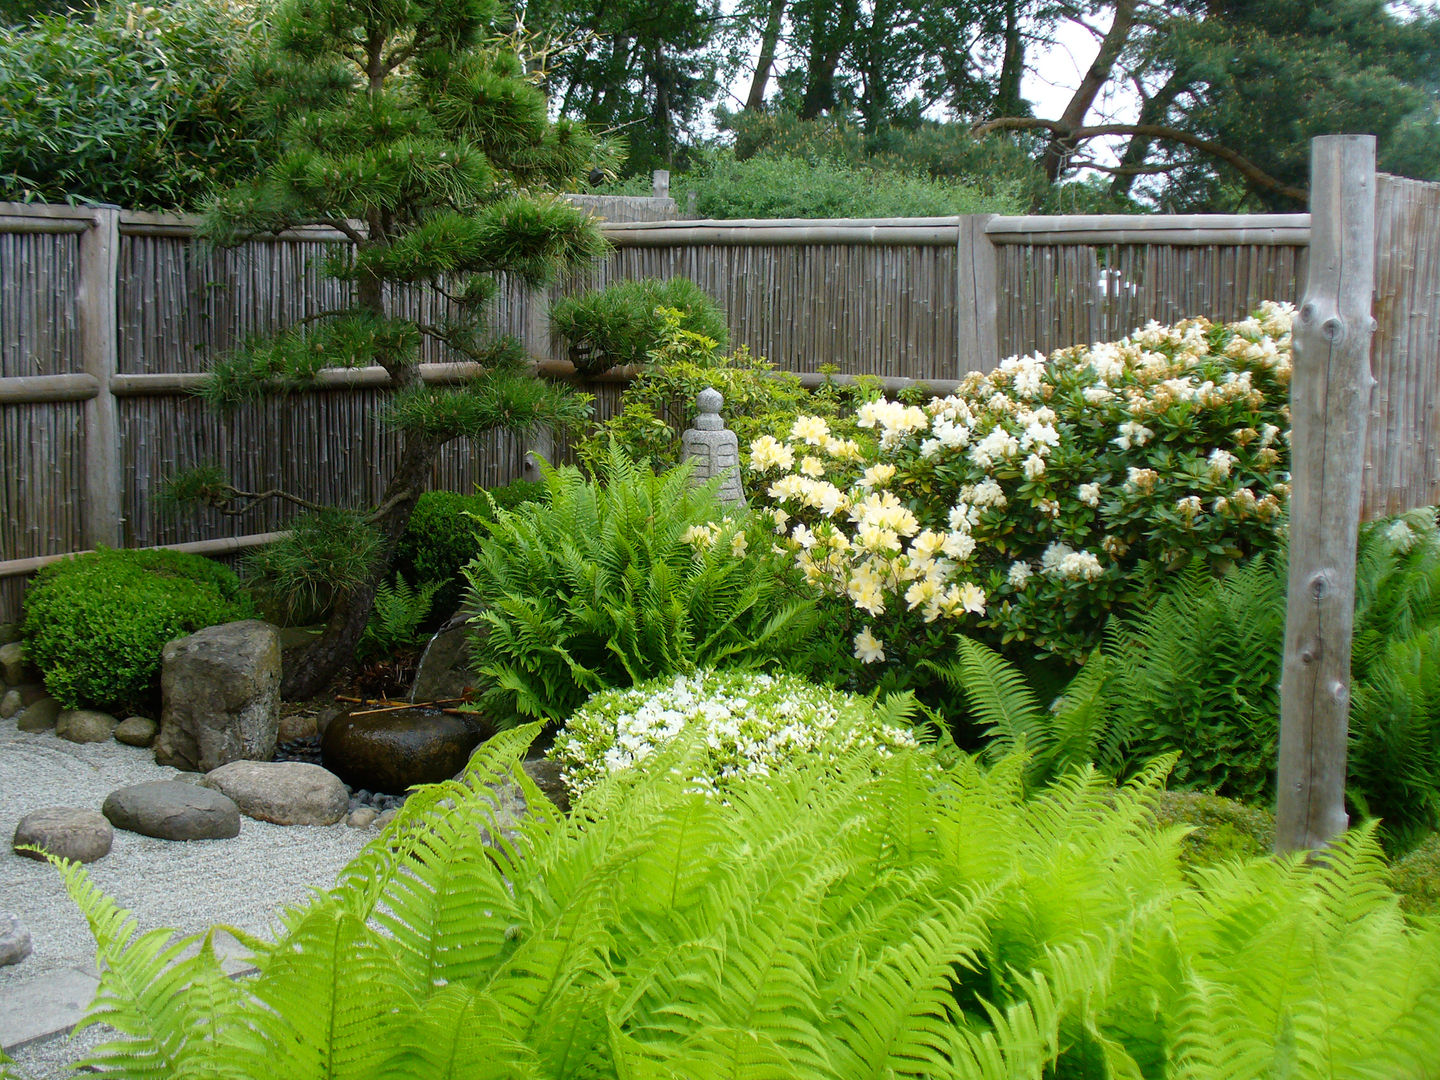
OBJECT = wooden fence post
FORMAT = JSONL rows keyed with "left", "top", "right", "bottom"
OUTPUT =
{"left": 1274, "top": 135, "right": 1378, "bottom": 854}
{"left": 77, "top": 206, "right": 122, "bottom": 550}
{"left": 957, "top": 215, "right": 999, "bottom": 373}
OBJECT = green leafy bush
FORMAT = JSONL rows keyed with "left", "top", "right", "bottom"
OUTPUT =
{"left": 460, "top": 450, "right": 819, "bottom": 722}
{"left": 549, "top": 278, "right": 728, "bottom": 376}
{"left": 21, "top": 548, "right": 254, "bottom": 712}
{"left": 551, "top": 668, "right": 919, "bottom": 798}
{"left": 0, "top": 0, "right": 273, "bottom": 209}
{"left": 391, "top": 481, "right": 544, "bottom": 621}
{"left": 52, "top": 726, "right": 1440, "bottom": 1078}
{"left": 576, "top": 316, "right": 880, "bottom": 476}
{"left": 1149, "top": 789, "right": 1276, "bottom": 869}
{"left": 1392, "top": 832, "right": 1440, "bottom": 915}
{"left": 748, "top": 306, "right": 1295, "bottom": 666}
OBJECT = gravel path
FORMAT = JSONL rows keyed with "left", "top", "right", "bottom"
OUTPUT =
{"left": 1, "top": 724, "right": 373, "bottom": 1078}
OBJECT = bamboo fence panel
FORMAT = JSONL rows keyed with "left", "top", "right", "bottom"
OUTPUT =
{"left": 0, "top": 230, "right": 81, "bottom": 378}
{"left": 1364, "top": 175, "right": 1440, "bottom": 521}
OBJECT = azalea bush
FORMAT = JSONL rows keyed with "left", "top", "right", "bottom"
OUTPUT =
{"left": 550, "top": 668, "right": 919, "bottom": 799}
{"left": 748, "top": 304, "right": 1295, "bottom": 664}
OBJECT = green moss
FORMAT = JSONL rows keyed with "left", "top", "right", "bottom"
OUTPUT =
{"left": 21, "top": 548, "right": 254, "bottom": 712}
{"left": 1150, "top": 790, "right": 1276, "bottom": 868}
{"left": 1391, "top": 832, "right": 1440, "bottom": 916}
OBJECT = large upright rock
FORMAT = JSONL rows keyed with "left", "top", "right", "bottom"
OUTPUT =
{"left": 155, "top": 621, "right": 280, "bottom": 773}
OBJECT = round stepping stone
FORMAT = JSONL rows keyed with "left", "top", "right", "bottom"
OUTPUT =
{"left": 16, "top": 697, "right": 60, "bottom": 733}
{"left": 56, "top": 709, "right": 118, "bottom": 743}
{"left": 13, "top": 807, "right": 113, "bottom": 863}
{"left": 202, "top": 761, "right": 348, "bottom": 826}
{"left": 114, "top": 716, "right": 158, "bottom": 748}
{"left": 102, "top": 781, "right": 241, "bottom": 841}
{"left": 0, "top": 913, "right": 31, "bottom": 967}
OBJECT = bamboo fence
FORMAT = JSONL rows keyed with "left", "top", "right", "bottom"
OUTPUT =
{"left": 2, "top": 188, "right": 1437, "bottom": 623}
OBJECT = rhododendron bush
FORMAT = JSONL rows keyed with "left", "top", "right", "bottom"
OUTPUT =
{"left": 748, "top": 304, "right": 1294, "bottom": 663}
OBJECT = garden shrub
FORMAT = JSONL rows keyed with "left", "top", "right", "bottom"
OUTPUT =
{"left": 1149, "top": 789, "right": 1276, "bottom": 869}
{"left": 460, "top": 449, "right": 819, "bottom": 722}
{"left": 576, "top": 313, "right": 881, "bottom": 476}
{"left": 748, "top": 304, "right": 1295, "bottom": 665}
{"left": 549, "top": 277, "right": 728, "bottom": 375}
{"left": 391, "top": 480, "right": 544, "bottom": 621}
{"left": 550, "top": 668, "right": 919, "bottom": 799}
{"left": 0, "top": 0, "right": 272, "bottom": 209}
{"left": 1392, "top": 832, "right": 1440, "bottom": 915}
{"left": 21, "top": 548, "right": 254, "bottom": 712}
{"left": 52, "top": 726, "right": 1440, "bottom": 1078}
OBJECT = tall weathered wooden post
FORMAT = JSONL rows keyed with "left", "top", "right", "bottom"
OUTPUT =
{"left": 1274, "top": 135, "right": 1378, "bottom": 854}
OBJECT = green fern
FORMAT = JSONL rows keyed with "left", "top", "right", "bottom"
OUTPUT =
{"left": 54, "top": 718, "right": 1440, "bottom": 1080}
{"left": 356, "top": 573, "right": 442, "bottom": 661}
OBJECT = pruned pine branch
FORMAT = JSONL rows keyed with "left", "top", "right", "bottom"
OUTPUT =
{"left": 161, "top": 466, "right": 330, "bottom": 517}
{"left": 972, "top": 117, "right": 1309, "bottom": 204}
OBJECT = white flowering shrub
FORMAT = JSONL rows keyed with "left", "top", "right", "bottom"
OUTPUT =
{"left": 551, "top": 668, "right": 919, "bottom": 798}
{"left": 748, "top": 305, "right": 1295, "bottom": 663}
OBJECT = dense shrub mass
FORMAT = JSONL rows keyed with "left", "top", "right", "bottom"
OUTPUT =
{"left": 21, "top": 549, "right": 253, "bottom": 711}
{"left": 460, "top": 451, "right": 818, "bottom": 722}
{"left": 549, "top": 278, "right": 728, "bottom": 376}
{"left": 0, "top": 0, "right": 271, "bottom": 208}
{"left": 749, "top": 304, "right": 1294, "bottom": 664}
{"left": 576, "top": 316, "right": 880, "bottom": 475}
{"left": 52, "top": 727, "right": 1440, "bottom": 1078}
{"left": 391, "top": 481, "right": 544, "bottom": 622}
{"left": 551, "top": 668, "right": 918, "bottom": 798}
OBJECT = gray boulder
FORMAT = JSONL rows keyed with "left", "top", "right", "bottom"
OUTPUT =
{"left": 0, "top": 913, "right": 31, "bottom": 967}
{"left": 114, "top": 716, "right": 159, "bottom": 748}
{"left": 103, "top": 781, "right": 241, "bottom": 841}
{"left": 408, "top": 614, "right": 476, "bottom": 704}
{"left": 56, "top": 709, "right": 118, "bottom": 744}
{"left": 155, "top": 621, "right": 280, "bottom": 773}
{"left": 203, "top": 761, "right": 348, "bottom": 826}
{"left": 0, "top": 641, "right": 38, "bottom": 686}
{"left": 0, "top": 688, "right": 20, "bottom": 719}
{"left": 14, "top": 807, "right": 113, "bottom": 863}
{"left": 16, "top": 697, "right": 60, "bottom": 733}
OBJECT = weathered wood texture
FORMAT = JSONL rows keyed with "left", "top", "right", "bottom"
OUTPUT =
{"left": 1276, "top": 135, "right": 1378, "bottom": 854}
{"left": 1363, "top": 174, "right": 1440, "bottom": 520}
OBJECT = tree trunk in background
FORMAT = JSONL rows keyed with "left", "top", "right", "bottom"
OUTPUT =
{"left": 1110, "top": 73, "right": 1186, "bottom": 198}
{"left": 1042, "top": 0, "right": 1138, "bottom": 182}
{"left": 994, "top": 0, "right": 1026, "bottom": 118}
{"left": 745, "top": 0, "right": 787, "bottom": 112}
{"left": 798, "top": 0, "right": 856, "bottom": 118}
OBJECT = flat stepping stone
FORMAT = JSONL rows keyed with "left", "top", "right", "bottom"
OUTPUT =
{"left": 0, "top": 913, "right": 31, "bottom": 967}
{"left": 13, "top": 807, "right": 113, "bottom": 863}
{"left": 203, "top": 761, "right": 348, "bottom": 826}
{"left": 102, "top": 781, "right": 240, "bottom": 841}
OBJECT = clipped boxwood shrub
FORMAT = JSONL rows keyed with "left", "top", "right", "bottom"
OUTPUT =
{"left": 549, "top": 277, "right": 728, "bottom": 375}
{"left": 392, "top": 481, "right": 545, "bottom": 622}
{"left": 21, "top": 548, "right": 254, "bottom": 712}
{"left": 1391, "top": 832, "right": 1440, "bottom": 915}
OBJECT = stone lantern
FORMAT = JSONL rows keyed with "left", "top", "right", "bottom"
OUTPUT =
{"left": 680, "top": 388, "right": 745, "bottom": 505}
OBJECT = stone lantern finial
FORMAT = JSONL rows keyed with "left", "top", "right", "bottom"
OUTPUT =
{"left": 680, "top": 388, "right": 745, "bottom": 505}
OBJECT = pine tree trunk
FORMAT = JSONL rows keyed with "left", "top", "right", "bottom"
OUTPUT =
{"left": 745, "top": 0, "right": 787, "bottom": 113}
{"left": 280, "top": 429, "right": 441, "bottom": 699}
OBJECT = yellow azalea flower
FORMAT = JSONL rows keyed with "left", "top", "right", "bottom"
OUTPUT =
{"left": 853, "top": 626, "right": 886, "bottom": 664}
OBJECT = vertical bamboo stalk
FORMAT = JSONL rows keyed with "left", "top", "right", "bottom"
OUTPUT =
{"left": 1275, "top": 135, "right": 1378, "bottom": 855}
{"left": 79, "top": 207, "right": 122, "bottom": 549}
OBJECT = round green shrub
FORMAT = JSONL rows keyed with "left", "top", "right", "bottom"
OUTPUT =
{"left": 1391, "top": 832, "right": 1440, "bottom": 916}
{"left": 550, "top": 668, "right": 919, "bottom": 800}
{"left": 21, "top": 548, "right": 254, "bottom": 712}
{"left": 1149, "top": 789, "right": 1276, "bottom": 870}
{"left": 549, "top": 277, "right": 728, "bottom": 376}
{"left": 392, "top": 481, "right": 544, "bottom": 621}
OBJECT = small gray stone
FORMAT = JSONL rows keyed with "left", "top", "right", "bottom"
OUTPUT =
{"left": 14, "top": 807, "right": 113, "bottom": 863}
{"left": 56, "top": 709, "right": 119, "bottom": 744}
{"left": 374, "top": 808, "right": 398, "bottom": 830}
{"left": 0, "top": 913, "right": 31, "bottom": 967}
{"left": 0, "top": 689, "right": 21, "bottom": 719}
{"left": 103, "top": 781, "right": 241, "bottom": 841}
{"left": 114, "top": 716, "right": 159, "bottom": 748}
{"left": 347, "top": 807, "right": 378, "bottom": 828}
{"left": 202, "top": 760, "right": 348, "bottom": 826}
{"left": 0, "top": 641, "right": 38, "bottom": 687}
{"left": 16, "top": 697, "right": 61, "bottom": 732}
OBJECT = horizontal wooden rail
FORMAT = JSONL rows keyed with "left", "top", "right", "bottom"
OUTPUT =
{"left": 0, "top": 374, "right": 100, "bottom": 404}
{"left": 987, "top": 213, "right": 1311, "bottom": 246}
{"left": 0, "top": 531, "right": 287, "bottom": 580}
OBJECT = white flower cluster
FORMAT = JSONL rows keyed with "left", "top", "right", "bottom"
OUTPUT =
{"left": 550, "top": 669, "right": 918, "bottom": 798}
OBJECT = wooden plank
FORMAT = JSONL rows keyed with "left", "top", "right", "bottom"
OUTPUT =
{"left": 1275, "top": 135, "right": 1379, "bottom": 855}
{"left": 989, "top": 227, "right": 1311, "bottom": 247}
{"left": 956, "top": 215, "right": 999, "bottom": 373}
{"left": 78, "top": 208, "right": 122, "bottom": 550}
{"left": 0, "top": 530, "right": 288, "bottom": 579}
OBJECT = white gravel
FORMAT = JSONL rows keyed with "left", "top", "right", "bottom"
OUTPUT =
{"left": 0, "top": 723, "right": 373, "bottom": 1078}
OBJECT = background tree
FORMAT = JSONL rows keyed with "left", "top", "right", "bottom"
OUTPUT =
{"left": 172, "top": 0, "right": 610, "bottom": 698}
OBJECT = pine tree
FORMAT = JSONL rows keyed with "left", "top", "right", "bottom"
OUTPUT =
{"left": 172, "top": 0, "right": 611, "bottom": 697}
